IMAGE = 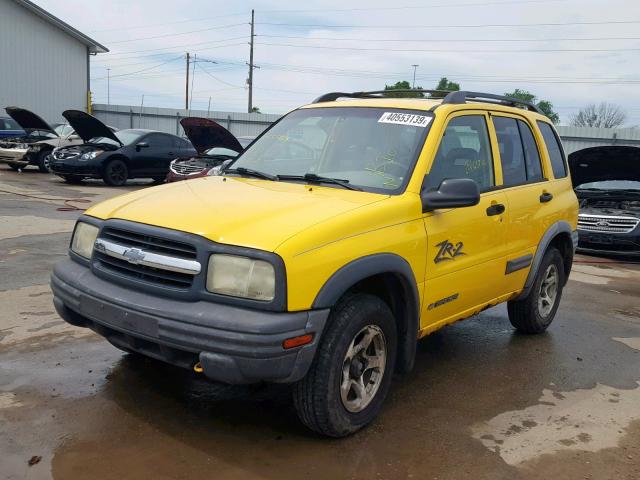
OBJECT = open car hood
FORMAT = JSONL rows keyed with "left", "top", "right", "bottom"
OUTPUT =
{"left": 569, "top": 146, "right": 640, "bottom": 187}
{"left": 5, "top": 107, "right": 57, "bottom": 135}
{"left": 180, "top": 117, "right": 242, "bottom": 154}
{"left": 62, "top": 110, "right": 122, "bottom": 146}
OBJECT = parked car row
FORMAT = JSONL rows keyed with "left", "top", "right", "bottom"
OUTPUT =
{"left": 0, "top": 106, "right": 252, "bottom": 186}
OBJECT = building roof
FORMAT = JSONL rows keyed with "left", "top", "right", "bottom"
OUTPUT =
{"left": 13, "top": 0, "right": 108, "bottom": 53}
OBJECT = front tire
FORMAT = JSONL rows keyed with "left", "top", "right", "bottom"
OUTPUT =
{"left": 293, "top": 294, "right": 397, "bottom": 437}
{"left": 103, "top": 159, "right": 128, "bottom": 186}
{"left": 36, "top": 150, "right": 51, "bottom": 173}
{"left": 507, "top": 247, "right": 565, "bottom": 334}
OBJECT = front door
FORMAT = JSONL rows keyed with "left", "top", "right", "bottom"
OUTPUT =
{"left": 421, "top": 112, "right": 508, "bottom": 332}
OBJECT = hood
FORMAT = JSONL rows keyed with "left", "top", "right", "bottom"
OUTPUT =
{"left": 85, "top": 176, "right": 385, "bottom": 252}
{"left": 569, "top": 146, "right": 640, "bottom": 187}
{"left": 180, "top": 117, "right": 242, "bottom": 154}
{"left": 62, "top": 110, "right": 122, "bottom": 146}
{"left": 5, "top": 107, "right": 56, "bottom": 135}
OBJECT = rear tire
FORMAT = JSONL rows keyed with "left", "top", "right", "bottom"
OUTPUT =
{"left": 36, "top": 150, "right": 51, "bottom": 173}
{"left": 103, "top": 159, "right": 128, "bottom": 186}
{"left": 507, "top": 247, "right": 565, "bottom": 334}
{"left": 293, "top": 294, "right": 397, "bottom": 437}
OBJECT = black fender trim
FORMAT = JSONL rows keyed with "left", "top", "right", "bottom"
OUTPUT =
{"left": 312, "top": 253, "right": 420, "bottom": 373}
{"left": 515, "top": 221, "right": 574, "bottom": 300}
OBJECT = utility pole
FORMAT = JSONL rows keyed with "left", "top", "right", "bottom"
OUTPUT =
{"left": 189, "top": 53, "right": 197, "bottom": 112}
{"left": 247, "top": 9, "right": 255, "bottom": 113}
{"left": 185, "top": 52, "right": 190, "bottom": 110}
{"left": 107, "top": 68, "right": 111, "bottom": 105}
{"left": 411, "top": 64, "right": 419, "bottom": 88}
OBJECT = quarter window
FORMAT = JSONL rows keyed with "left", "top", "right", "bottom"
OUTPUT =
{"left": 537, "top": 121, "right": 567, "bottom": 178}
{"left": 493, "top": 117, "right": 544, "bottom": 186}
{"left": 426, "top": 115, "right": 494, "bottom": 191}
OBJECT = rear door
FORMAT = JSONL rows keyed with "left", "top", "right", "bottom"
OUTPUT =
{"left": 489, "top": 113, "right": 549, "bottom": 289}
{"left": 421, "top": 112, "right": 508, "bottom": 331}
{"left": 133, "top": 133, "right": 175, "bottom": 175}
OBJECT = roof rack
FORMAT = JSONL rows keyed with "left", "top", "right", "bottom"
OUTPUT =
{"left": 312, "top": 89, "right": 542, "bottom": 114}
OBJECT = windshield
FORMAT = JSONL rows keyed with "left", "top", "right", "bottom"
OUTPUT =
{"left": 231, "top": 107, "right": 432, "bottom": 193}
{"left": 55, "top": 125, "right": 75, "bottom": 137}
{"left": 578, "top": 180, "right": 640, "bottom": 191}
{"left": 27, "top": 130, "right": 56, "bottom": 139}
{"left": 89, "top": 130, "right": 141, "bottom": 146}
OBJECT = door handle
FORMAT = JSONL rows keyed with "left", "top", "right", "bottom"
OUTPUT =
{"left": 486, "top": 203, "right": 505, "bottom": 216}
{"left": 540, "top": 192, "right": 553, "bottom": 203}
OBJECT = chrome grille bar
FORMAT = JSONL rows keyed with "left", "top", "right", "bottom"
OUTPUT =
{"left": 94, "top": 238, "right": 201, "bottom": 275}
{"left": 577, "top": 214, "right": 639, "bottom": 234}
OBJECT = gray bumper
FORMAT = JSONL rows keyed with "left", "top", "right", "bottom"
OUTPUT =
{"left": 51, "top": 259, "right": 329, "bottom": 384}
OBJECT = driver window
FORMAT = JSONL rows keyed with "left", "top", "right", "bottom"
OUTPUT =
{"left": 426, "top": 115, "right": 494, "bottom": 191}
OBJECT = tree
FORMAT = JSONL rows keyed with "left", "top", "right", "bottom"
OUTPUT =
{"left": 250, "top": 106, "right": 261, "bottom": 114}
{"left": 435, "top": 77, "right": 460, "bottom": 91}
{"left": 504, "top": 89, "right": 560, "bottom": 124}
{"left": 383, "top": 81, "right": 424, "bottom": 98}
{"left": 569, "top": 103, "right": 626, "bottom": 128}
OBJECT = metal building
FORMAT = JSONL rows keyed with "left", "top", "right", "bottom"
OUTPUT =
{"left": 0, "top": 0, "right": 107, "bottom": 123}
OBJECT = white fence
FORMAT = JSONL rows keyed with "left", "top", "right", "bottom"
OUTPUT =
{"left": 92, "top": 104, "right": 639, "bottom": 155}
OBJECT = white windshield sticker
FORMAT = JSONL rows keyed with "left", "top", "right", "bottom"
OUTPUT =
{"left": 378, "top": 112, "right": 432, "bottom": 127}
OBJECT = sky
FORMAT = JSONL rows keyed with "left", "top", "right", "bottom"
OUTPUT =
{"left": 34, "top": 0, "right": 640, "bottom": 125}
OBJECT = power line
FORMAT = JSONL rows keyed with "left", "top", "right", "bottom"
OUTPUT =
{"left": 256, "top": 19, "right": 640, "bottom": 29}
{"left": 258, "top": 0, "right": 568, "bottom": 12}
{"left": 92, "top": 55, "right": 183, "bottom": 80}
{"left": 197, "top": 63, "right": 245, "bottom": 88}
{"left": 88, "top": 12, "right": 249, "bottom": 33}
{"left": 258, "top": 34, "right": 640, "bottom": 43}
{"left": 96, "top": 36, "right": 249, "bottom": 58}
{"left": 106, "top": 23, "right": 247, "bottom": 44}
{"left": 256, "top": 41, "right": 640, "bottom": 53}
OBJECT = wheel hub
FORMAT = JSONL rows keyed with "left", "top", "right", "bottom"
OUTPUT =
{"left": 538, "top": 264, "right": 559, "bottom": 318}
{"left": 340, "top": 325, "right": 387, "bottom": 413}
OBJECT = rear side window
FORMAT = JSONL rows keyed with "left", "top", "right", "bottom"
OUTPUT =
{"left": 537, "top": 121, "right": 567, "bottom": 178}
{"left": 426, "top": 115, "right": 494, "bottom": 191}
{"left": 517, "top": 120, "right": 543, "bottom": 182}
{"left": 493, "top": 117, "right": 544, "bottom": 186}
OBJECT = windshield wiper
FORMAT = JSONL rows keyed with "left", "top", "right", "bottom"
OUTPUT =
{"left": 225, "top": 167, "right": 277, "bottom": 181}
{"left": 277, "top": 173, "right": 362, "bottom": 191}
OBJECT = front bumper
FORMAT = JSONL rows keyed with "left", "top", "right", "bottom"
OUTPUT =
{"left": 51, "top": 259, "right": 329, "bottom": 384}
{"left": 577, "top": 229, "right": 640, "bottom": 257}
{"left": 0, "top": 147, "right": 29, "bottom": 165}
{"left": 49, "top": 158, "right": 101, "bottom": 178}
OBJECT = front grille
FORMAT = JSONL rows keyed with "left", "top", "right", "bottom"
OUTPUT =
{"left": 95, "top": 227, "right": 198, "bottom": 289}
{"left": 170, "top": 160, "right": 207, "bottom": 175}
{"left": 53, "top": 150, "right": 79, "bottom": 160}
{"left": 577, "top": 214, "right": 639, "bottom": 234}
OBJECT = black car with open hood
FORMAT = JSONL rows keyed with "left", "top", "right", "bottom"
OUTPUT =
{"left": 570, "top": 145, "right": 640, "bottom": 256}
{"left": 0, "top": 107, "right": 59, "bottom": 171}
{"left": 167, "top": 118, "right": 252, "bottom": 182}
{"left": 49, "top": 110, "right": 195, "bottom": 186}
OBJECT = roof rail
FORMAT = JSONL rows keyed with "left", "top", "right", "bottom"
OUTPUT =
{"left": 312, "top": 89, "right": 542, "bottom": 114}
{"left": 312, "top": 89, "right": 452, "bottom": 103}
{"left": 440, "top": 91, "right": 541, "bottom": 113}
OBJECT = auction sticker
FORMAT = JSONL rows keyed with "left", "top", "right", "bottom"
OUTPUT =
{"left": 378, "top": 112, "right": 432, "bottom": 127}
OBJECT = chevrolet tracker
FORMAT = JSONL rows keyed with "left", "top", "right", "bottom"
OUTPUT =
{"left": 51, "top": 90, "right": 579, "bottom": 437}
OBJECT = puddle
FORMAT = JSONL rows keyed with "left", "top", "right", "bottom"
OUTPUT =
{"left": 472, "top": 382, "right": 640, "bottom": 466}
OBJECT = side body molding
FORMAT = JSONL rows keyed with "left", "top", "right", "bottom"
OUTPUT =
{"left": 312, "top": 253, "right": 421, "bottom": 373}
{"left": 515, "top": 220, "right": 575, "bottom": 300}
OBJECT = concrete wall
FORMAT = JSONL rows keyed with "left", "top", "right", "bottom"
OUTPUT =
{"left": 0, "top": 0, "right": 88, "bottom": 123}
{"left": 556, "top": 126, "right": 640, "bottom": 154}
{"left": 92, "top": 104, "right": 281, "bottom": 139}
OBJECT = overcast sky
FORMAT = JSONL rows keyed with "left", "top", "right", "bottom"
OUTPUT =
{"left": 35, "top": 0, "right": 640, "bottom": 125}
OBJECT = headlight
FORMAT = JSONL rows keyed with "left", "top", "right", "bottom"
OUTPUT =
{"left": 71, "top": 222, "right": 99, "bottom": 259}
{"left": 80, "top": 150, "right": 102, "bottom": 161}
{"left": 206, "top": 254, "right": 275, "bottom": 301}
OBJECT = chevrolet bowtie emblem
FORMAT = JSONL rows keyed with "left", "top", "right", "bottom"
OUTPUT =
{"left": 123, "top": 248, "right": 146, "bottom": 264}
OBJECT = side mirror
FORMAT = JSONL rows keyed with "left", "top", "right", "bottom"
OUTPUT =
{"left": 135, "top": 142, "right": 149, "bottom": 151}
{"left": 421, "top": 178, "right": 480, "bottom": 212}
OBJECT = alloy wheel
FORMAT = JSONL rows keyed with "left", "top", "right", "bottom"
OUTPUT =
{"left": 538, "top": 264, "right": 559, "bottom": 318}
{"left": 340, "top": 324, "right": 387, "bottom": 413}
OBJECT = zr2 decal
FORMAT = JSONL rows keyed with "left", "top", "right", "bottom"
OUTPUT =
{"left": 434, "top": 240, "right": 465, "bottom": 263}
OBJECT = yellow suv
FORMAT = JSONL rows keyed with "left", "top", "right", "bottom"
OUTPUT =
{"left": 51, "top": 90, "right": 578, "bottom": 437}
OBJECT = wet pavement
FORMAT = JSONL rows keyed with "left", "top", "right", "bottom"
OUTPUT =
{"left": 1, "top": 168, "right": 639, "bottom": 480}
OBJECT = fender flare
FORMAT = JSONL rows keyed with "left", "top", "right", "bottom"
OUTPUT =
{"left": 312, "top": 253, "right": 420, "bottom": 373}
{"left": 516, "top": 220, "right": 576, "bottom": 300}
